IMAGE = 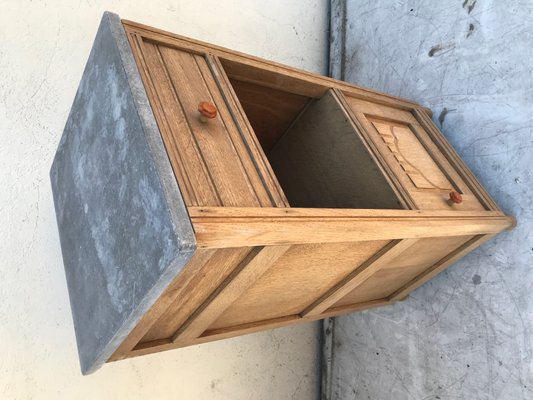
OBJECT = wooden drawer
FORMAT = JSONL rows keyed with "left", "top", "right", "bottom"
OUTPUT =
{"left": 50, "top": 13, "right": 515, "bottom": 374}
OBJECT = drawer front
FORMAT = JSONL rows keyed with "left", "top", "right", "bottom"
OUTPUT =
{"left": 340, "top": 93, "right": 488, "bottom": 211}
{"left": 125, "top": 29, "right": 287, "bottom": 208}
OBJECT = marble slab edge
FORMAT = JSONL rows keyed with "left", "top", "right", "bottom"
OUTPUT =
{"left": 50, "top": 11, "right": 196, "bottom": 375}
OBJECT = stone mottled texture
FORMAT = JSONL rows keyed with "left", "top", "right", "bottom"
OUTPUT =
{"left": 50, "top": 12, "right": 195, "bottom": 375}
{"left": 326, "top": 1, "right": 532, "bottom": 399}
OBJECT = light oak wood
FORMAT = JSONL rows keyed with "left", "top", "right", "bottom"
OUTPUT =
{"left": 226, "top": 78, "right": 311, "bottom": 153}
{"left": 389, "top": 234, "right": 494, "bottom": 300}
{"left": 412, "top": 109, "right": 500, "bottom": 211}
{"left": 172, "top": 245, "right": 290, "bottom": 342}
{"left": 116, "top": 299, "right": 395, "bottom": 361}
{"left": 370, "top": 119, "right": 453, "bottom": 191}
{"left": 342, "top": 94, "right": 487, "bottom": 211}
{"left": 206, "top": 55, "right": 289, "bottom": 207}
{"left": 188, "top": 207, "right": 514, "bottom": 248}
{"left": 332, "top": 235, "right": 474, "bottom": 307}
{"left": 103, "top": 18, "right": 515, "bottom": 365}
{"left": 141, "top": 247, "right": 252, "bottom": 342}
{"left": 109, "top": 249, "right": 216, "bottom": 361}
{"left": 122, "top": 20, "right": 431, "bottom": 113}
{"left": 127, "top": 33, "right": 287, "bottom": 208}
{"left": 302, "top": 239, "right": 417, "bottom": 316}
{"left": 333, "top": 89, "right": 417, "bottom": 209}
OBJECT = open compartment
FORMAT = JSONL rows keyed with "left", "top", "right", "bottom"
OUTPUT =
{"left": 220, "top": 59, "right": 404, "bottom": 209}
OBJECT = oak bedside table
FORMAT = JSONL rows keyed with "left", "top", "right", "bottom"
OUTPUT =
{"left": 50, "top": 12, "right": 515, "bottom": 374}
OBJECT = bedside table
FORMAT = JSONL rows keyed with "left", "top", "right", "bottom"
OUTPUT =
{"left": 50, "top": 12, "right": 514, "bottom": 374}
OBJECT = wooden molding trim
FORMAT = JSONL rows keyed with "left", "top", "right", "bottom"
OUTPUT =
{"left": 188, "top": 207, "right": 515, "bottom": 248}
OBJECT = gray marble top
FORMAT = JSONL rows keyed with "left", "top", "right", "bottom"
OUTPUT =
{"left": 50, "top": 12, "right": 195, "bottom": 374}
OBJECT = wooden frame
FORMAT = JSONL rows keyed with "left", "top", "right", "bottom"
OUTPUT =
{"left": 188, "top": 207, "right": 512, "bottom": 248}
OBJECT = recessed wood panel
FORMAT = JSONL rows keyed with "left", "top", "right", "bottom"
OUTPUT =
{"left": 208, "top": 240, "right": 389, "bottom": 330}
{"left": 127, "top": 35, "right": 287, "bottom": 207}
{"left": 371, "top": 119, "right": 452, "bottom": 191}
{"left": 268, "top": 90, "right": 403, "bottom": 209}
{"left": 174, "top": 245, "right": 291, "bottom": 342}
{"left": 333, "top": 235, "right": 473, "bottom": 306}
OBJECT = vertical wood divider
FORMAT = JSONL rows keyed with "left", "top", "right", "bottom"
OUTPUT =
{"left": 172, "top": 245, "right": 291, "bottom": 342}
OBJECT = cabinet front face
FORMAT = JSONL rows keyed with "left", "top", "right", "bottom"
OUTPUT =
{"left": 126, "top": 23, "right": 407, "bottom": 213}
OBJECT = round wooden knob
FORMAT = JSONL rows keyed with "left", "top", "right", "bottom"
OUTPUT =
{"left": 198, "top": 101, "right": 217, "bottom": 123}
{"left": 446, "top": 191, "right": 463, "bottom": 206}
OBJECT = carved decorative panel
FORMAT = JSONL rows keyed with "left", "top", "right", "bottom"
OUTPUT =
{"left": 370, "top": 119, "right": 452, "bottom": 191}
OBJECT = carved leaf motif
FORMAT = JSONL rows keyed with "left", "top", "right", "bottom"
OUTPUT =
{"left": 372, "top": 121, "right": 452, "bottom": 191}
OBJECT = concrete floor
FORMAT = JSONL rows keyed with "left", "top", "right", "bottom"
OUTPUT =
{"left": 0, "top": 1, "right": 328, "bottom": 399}
{"left": 326, "top": 1, "right": 533, "bottom": 399}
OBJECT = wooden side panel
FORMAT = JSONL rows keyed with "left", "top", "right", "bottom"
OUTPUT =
{"left": 208, "top": 240, "right": 389, "bottom": 330}
{"left": 123, "top": 299, "right": 394, "bottom": 361}
{"left": 189, "top": 206, "right": 514, "bottom": 249}
{"left": 126, "top": 32, "right": 287, "bottom": 207}
{"left": 136, "top": 245, "right": 291, "bottom": 346}
{"left": 228, "top": 78, "right": 311, "bottom": 153}
{"left": 340, "top": 93, "right": 487, "bottom": 211}
{"left": 333, "top": 235, "right": 473, "bottom": 306}
{"left": 114, "top": 234, "right": 496, "bottom": 362}
{"left": 301, "top": 239, "right": 418, "bottom": 316}
{"left": 174, "top": 245, "right": 291, "bottom": 341}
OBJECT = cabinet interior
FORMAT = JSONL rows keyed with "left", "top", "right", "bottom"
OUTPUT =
{"left": 220, "top": 59, "right": 403, "bottom": 210}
